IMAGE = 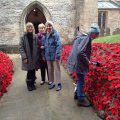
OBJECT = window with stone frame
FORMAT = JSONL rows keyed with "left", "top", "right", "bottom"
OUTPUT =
{"left": 98, "top": 11, "right": 107, "bottom": 29}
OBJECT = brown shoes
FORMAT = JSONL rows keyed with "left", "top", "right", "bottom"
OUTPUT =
{"left": 77, "top": 97, "right": 91, "bottom": 107}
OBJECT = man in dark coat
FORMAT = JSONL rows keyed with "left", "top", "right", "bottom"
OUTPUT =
{"left": 66, "top": 23, "right": 100, "bottom": 107}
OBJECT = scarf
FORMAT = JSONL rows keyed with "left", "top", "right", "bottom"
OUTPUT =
{"left": 27, "top": 32, "right": 33, "bottom": 56}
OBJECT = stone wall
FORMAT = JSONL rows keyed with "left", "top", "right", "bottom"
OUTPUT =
{"left": 0, "top": 0, "right": 23, "bottom": 45}
{"left": 0, "top": 0, "right": 100, "bottom": 50}
{"left": 1, "top": 0, "right": 119, "bottom": 53}
{"left": 0, "top": 0, "right": 76, "bottom": 47}
{"left": 107, "top": 10, "right": 120, "bottom": 34}
{"left": 75, "top": 0, "right": 84, "bottom": 34}
{"left": 78, "top": 0, "right": 98, "bottom": 33}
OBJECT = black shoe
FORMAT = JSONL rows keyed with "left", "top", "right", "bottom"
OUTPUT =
{"left": 74, "top": 92, "right": 78, "bottom": 100}
{"left": 32, "top": 84, "right": 36, "bottom": 90}
{"left": 27, "top": 86, "right": 34, "bottom": 91}
{"left": 77, "top": 97, "right": 91, "bottom": 107}
{"left": 27, "top": 84, "right": 36, "bottom": 91}
{"left": 26, "top": 79, "right": 36, "bottom": 91}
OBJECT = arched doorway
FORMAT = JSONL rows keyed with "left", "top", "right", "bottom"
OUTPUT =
{"left": 20, "top": 1, "right": 52, "bottom": 36}
{"left": 26, "top": 8, "right": 46, "bottom": 33}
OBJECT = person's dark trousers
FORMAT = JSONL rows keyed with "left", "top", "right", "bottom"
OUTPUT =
{"left": 27, "top": 69, "right": 36, "bottom": 80}
{"left": 76, "top": 73, "right": 86, "bottom": 99}
{"left": 76, "top": 73, "right": 91, "bottom": 107}
{"left": 40, "top": 61, "right": 49, "bottom": 82}
{"left": 26, "top": 69, "right": 36, "bottom": 91}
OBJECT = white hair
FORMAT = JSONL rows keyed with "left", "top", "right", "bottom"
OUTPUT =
{"left": 45, "top": 21, "right": 54, "bottom": 27}
{"left": 38, "top": 23, "right": 45, "bottom": 28}
{"left": 25, "top": 22, "right": 35, "bottom": 34}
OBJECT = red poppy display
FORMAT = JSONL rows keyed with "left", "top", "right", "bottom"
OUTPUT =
{"left": 61, "top": 43, "right": 120, "bottom": 120}
{"left": 0, "top": 52, "right": 13, "bottom": 98}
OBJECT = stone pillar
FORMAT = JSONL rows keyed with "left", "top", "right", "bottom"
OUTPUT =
{"left": 75, "top": 0, "right": 84, "bottom": 34}
{"left": 78, "top": 0, "right": 98, "bottom": 33}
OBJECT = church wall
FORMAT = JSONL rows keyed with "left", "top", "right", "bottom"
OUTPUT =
{"left": 0, "top": 0, "right": 76, "bottom": 46}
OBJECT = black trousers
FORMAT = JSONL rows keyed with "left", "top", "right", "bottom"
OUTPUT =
{"left": 27, "top": 69, "right": 36, "bottom": 80}
{"left": 40, "top": 61, "right": 49, "bottom": 82}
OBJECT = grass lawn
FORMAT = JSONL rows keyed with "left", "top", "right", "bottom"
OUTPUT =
{"left": 93, "top": 34, "right": 120, "bottom": 43}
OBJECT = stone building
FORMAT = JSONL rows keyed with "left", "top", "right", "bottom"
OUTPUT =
{"left": 98, "top": 0, "right": 120, "bottom": 36}
{"left": 0, "top": 0, "right": 98, "bottom": 52}
{"left": 0, "top": 0, "right": 119, "bottom": 52}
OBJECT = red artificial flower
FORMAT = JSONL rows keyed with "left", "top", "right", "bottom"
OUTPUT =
{"left": 61, "top": 43, "right": 120, "bottom": 119}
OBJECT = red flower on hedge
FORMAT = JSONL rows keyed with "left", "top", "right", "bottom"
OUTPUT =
{"left": 0, "top": 52, "right": 13, "bottom": 97}
{"left": 61, "top": 43, "right": 120, "bottom": 119}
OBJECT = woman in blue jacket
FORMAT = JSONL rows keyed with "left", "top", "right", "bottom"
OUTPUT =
{"left": 44, "top": 21, "right": 62, "bottom": 91}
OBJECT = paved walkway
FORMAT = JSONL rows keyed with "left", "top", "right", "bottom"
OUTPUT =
{"left": 0, "top": 55, "right": 101, "bottom": 120}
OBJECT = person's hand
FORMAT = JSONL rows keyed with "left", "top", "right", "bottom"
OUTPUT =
{"left": 41, "top": 60, "right": 45, "bottom": 63}
{"left": 55, "top": 59, "right": 60, "bottom": 62}
{"left": 89, "top": 61, "right": 96, "bottom": 65}
{"left": 91, "top": 62, "right": 97, "bottom": 65}
{"left": 89, "top": 61, "right": 100, "bottom": 67}
{"left": 23, "top": 58, "right": 28, "bottom": 64}
{"left": 55, "top": 56, "right": 60, "bottom": 61}
{"left": 96, "top": 62, "right": 100, "bottom": 67}
{"left": 41, "top": 46, "right": 44, "bottom": 49}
